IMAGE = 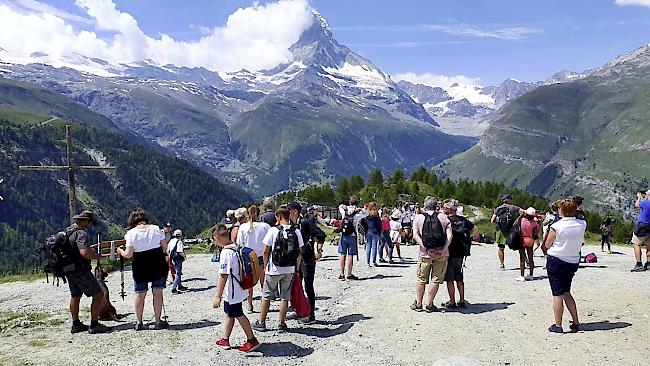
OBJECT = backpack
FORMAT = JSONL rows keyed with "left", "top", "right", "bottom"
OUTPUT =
{"left": 40, "top": 227, "right": 79, "bottom": 283}
{"left": 226, "top": 246, "right": 259, "bottom": 290}
{"left": 341, "top": 214, "right": 356, "bottom": 236}
{"left": 585, "top": 253, "right": 598, "bottom": 263}
{"left": 272, "top": 225, "right": 301, "bottom": 267}
{"left": 421, "top": 212, "right": 446, "bottom": 250}
{"left": 449, "top": 216, "right": 473, "bottom": 257}
{"left": 495, "top": 205, "right": 516, "bottom": 233}
{"left": 506, "top": 218, "right": 523, "bottom": 251}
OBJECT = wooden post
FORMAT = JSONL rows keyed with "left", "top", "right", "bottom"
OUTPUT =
{"left": 19, "top": 124, "right": 115, "bottom": 224}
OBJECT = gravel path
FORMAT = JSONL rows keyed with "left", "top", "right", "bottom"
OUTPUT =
{"left": 0, "top": 242, "right": 647, "bottom": 366}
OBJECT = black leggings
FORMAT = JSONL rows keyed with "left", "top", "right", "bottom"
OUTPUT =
{"left": 301, "top": 262, "right": 316, "bottom": 317}
{"left": 601, "top": 235, "right": 611, "bottom": 251}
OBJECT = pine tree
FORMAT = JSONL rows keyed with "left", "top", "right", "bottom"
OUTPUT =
{"left": 349, "top": 175, "right": 365, "bottom": 193}
{"left": 337, "top": 177, "right": 351, "bottom": 202}
{"left": 368, "top": 169, "right": 384, "bottom": 187}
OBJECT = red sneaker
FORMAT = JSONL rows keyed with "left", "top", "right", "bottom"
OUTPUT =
{"left": 239, "top": 338, "right": 261, "bottom": 353}
{"left": 215, "top": 339, "right": 230, "bottom": 348}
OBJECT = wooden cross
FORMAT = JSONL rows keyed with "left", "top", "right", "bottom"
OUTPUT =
{"left": 19, "top": 125, "right": 116, "bottom": 224}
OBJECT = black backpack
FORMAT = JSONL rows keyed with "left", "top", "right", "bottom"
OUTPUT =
{"left": 506, "top": 218, "right": 523, "bottom": 251}
{"left": 495, "top": 205, "right": 516, "bottom": 233}
{"left": 449, "top": 216, "right": 472, "bottom": 257}
{"left": 421, "top": 213, "right": 446, "bottom": 250}
{"left": 41, "top": 227, "right": 79, "bottom": 283}
{"left": 341, "top": 214, "right": 356, "bottom": 236}
{"left": 272, "top": 225, "right": 301, "bottom": 267}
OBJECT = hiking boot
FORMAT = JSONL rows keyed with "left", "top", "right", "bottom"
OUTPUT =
{"left": 548, "top": 324, "right": 563, "bottom": 333}
{"left": 346, "top": 274, "right": 359, "bottom": 280}
{"left": 134, "top": 322, "right": 146, "bottom": 331}
{"left": 631, "top": 264, "right": 646, "bottom": 272}
{"left": 239, "top": 338, "right": 261, "bottom": 353}
{"left": 178, "top": 285, "right": 188, "bottom": 291}
{"left": 155, "top": 320, "right": 169, "bottom": 330}
{"left": 441, "top": 301, "right": 457, "bottom": 309}
{"left": 252, "top": 320, "right": 267, "bottom": 332}
{"left": 410, "top": 301, "right": 423, "bottom": 312}
{"left": 299, "top": 316, "right": 316, "bottom": 325}
{"left": 277, "top": 323, "right": 288, "bottom": 333}
{"left": 71, "top": 322, "right": 88, "bottom": 334}
{"left": 425, "top": 304, "right": 440, "bottom": 313}
{"left": 338, "top": 274, "right": 345, "bottom": 280}
{"left": 88, "top": 323, "right": 111, "bottom": 334}
{"left": 215, "top": 338, "right": 231, "bottom": 348}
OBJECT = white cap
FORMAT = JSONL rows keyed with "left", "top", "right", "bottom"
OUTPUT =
{"left": 234, "top": 207, "right": 248, "bottom": 219}
{"left": 173, "top": 229, "right": 182, "bottom": 237}
{"left": 525, "top": 207, "right": 537, "bottom": 216}
{"left": 226, "top": 209, "right": 234, "bottom": 217}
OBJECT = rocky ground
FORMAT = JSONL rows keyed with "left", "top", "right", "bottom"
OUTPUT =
{"left": 0, "top": 241, "right": 647, "bottom": 366}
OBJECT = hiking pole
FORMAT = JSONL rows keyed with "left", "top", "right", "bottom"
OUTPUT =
{"left": 119, "top": 248, "right": 126, "bottom": 300}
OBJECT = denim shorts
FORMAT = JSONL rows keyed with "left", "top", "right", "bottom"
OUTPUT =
{"left": 338, "top": 235, "right": 358, "bottom": 256}
{"left": 133, "top": 275, "right": 167, "bottom": 294}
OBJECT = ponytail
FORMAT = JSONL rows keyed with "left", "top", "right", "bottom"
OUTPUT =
{"left": 248, "top": 204, "right": 260, "bottom": 233}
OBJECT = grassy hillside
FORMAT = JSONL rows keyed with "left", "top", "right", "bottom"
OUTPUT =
{"left": 0, "top": 81, "right": 250, "bottom": 274}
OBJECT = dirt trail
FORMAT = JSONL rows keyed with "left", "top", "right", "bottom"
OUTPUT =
{"left": 0, "top": 242, "right": 647, "bottom": 366}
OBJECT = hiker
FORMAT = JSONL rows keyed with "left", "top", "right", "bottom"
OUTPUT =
{"left": 378, "top": 212, "right": 394, "bottom": 263}
{"left": 360, "top": 202, "right": 382, "bottom": 267}
{"left": 518, "top": 207, "right": 540, "bottom": 281}
{"left": 289, "top": 201, "right": 326, "bottom": 324}
{"left": 168, "top": 229, "right": 187, "bottom": 294}
{"left": 337, "top": 196, "right": 366, "bottom": 280}
{"left": 163, "top": 223, "right": 175, "bottom": 283}
{"left": 260, "top": 197, "right": 277, "bottom": 227}
{"left": 117, "top": 209, "right": 170, "bottom": 331}
{"left": 390, "top": 210, "right": 403, "bottom": 261}
{"left": 600, "top": 218, "right": 615, "bottom": 254}
{"left": 543, "top": 199, "right": 587, "bottom": 333}
{"left": 401, "top": 204, "right": 413, "bottom": 245}
{"left": 212, "top": 224, "right": 261, "bottom": 352}
{"left": 231, "top": 207, "right": 248, "bottom": 242}
{"left": 235, "top": 204, "right": 270, "bottom": 313}
{"left": 443, "top": 201, "right": 479, "bottom": 309}
{"left": 64, "top": 210, "right": 110, "bottom": 334}
{"left": 540, "top": 201, "right": 561, "bottom": 257}
{"left": 253, "top": 207, "right": 303, "bottom": 332}
{"left": 491, "top": 194, "right": 526, "bottom": 270}
{"left": 631, "top": 190, "right": 650, "bottom": 272}
{"left": 411, "top": 196, "right": 452, "bottom": 313}
{"left": 221, "top": 210, "right": 236, "bottom": 226}
{"left": 572, "top": 196, "right": 586, "bottom": 221}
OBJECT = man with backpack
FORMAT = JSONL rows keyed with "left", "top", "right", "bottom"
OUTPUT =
{"left": 253, "top": 207, "right": 304, "bottom": 332}
{"left": 411, "top": 197, "right": 452, "bottom": 313}
{"left": 337, "top": 196, "right": 367, "bottom": 280}
{"left": 58, "top": 210, "right": 110, "bottom": 334}
{"left": 168, "top": 229, "right": 187, "bottom": 294}
{"left": 491, "top": 194, "right": 526, "bottom": 270}
{"left": 631, "top": 190, "right": 650, "bottom": 272}
{"left": 443, "top": 200, "right": 480, "bottom": 309}
{"left": 289, "top": 202, "right": 326, "bottom": 324}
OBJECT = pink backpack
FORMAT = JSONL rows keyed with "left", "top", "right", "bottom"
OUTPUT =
{"left": 585, "top": 253, "right": 598, "bottom": 263}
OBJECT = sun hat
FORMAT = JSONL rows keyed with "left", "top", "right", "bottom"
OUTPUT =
{"left": 525, "top": 207, "right": 537, "bottom": 216}
{"left": 73, "top": 210, "right": 95, "bottom": 222}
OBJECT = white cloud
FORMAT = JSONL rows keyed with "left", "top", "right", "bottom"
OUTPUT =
{"left": 0, "top": 0, "right": 314, "bottom": 72}
{"left": 2, "top": 0, "right": 92, "bottom": 24}
{"left": 392, "top": 72, "right": 483, "bottom": 89}
{"left": 615, "top": 0, "right": 650, "bottom": 7}
{"left": 334, "top": 23, "right": 543, "bottom": 41}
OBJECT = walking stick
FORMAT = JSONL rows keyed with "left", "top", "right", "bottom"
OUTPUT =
{"left": 119, "top": 251, "right": 126, "bottom": 300}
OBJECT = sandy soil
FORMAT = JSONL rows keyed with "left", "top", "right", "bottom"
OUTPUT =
{"left": 0, "top": 241, "right": 647, "bottom": 366}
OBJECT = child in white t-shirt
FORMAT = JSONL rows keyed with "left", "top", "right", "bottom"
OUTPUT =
{"left": 389, "top": 214, "right": 403, "bottom": 260}
{"left": 212, "top": 224, "right": 260, "bottom": 353}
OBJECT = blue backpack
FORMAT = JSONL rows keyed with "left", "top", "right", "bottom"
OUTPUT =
{"left": 225, "top": 245, "right": 259, "bottom": 290}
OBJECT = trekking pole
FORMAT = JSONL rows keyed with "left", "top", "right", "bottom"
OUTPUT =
{"left": 119, "top": 249, "right": 126, "bottom": 300}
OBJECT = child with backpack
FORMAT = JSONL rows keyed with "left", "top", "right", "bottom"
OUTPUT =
{"left": 212, "top": 224, "right": 261, "bottom": 353}
{"left": 389, "top": 211, "right": 403, "bottom": 261}
{"left": 253, "top": 207, "right": 304, "bottom": 332}
{"left": 518, "top": 208, "right": 540, "bottom": 282}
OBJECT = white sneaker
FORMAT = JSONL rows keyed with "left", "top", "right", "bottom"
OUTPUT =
{"left": 524, "top": 275, "right": 533, "bottom": 281}
{"left": 516, "top": 276, "right": 526, "bottom": 282}
{"left": 286, "top": 311, "right": 298, "bottom": 320}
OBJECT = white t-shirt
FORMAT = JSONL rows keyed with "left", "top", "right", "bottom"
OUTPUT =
{"left": 457, "top": 206, "right": 464, "bottom": 217}
{"left": 547, "top": 217, "right": 586, "bottom": 263}
{"left": 262, "top": 224, "right": 304, "bottom": 275}
{"left": 167, "top": 238, "right": 184, "bottom": 255}
{"left": 236, "top": 222, "right": 271, "bottom": 257}
{"left": 389, "top": 220, "right": 402, "bottom": 243}
{"left": 125, "top": 225, "right": 164, "bottom": 252}
{"left": 218, "top": 247, "right": 248, "bottom": 304}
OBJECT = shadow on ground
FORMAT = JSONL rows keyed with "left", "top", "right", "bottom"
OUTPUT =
{"left": 454, "top": 302, "right": 514, "bottom": 315}
{"left": 246, "top": 342, "right": 314, "bottom": 358}
{"left": 181, "top": 277, "right": 208, "bottom": 283}
{"left": 359, "top": 274, "right": 401, "bottom": 281}
{"left": 287, "top": 313, "right": 372, "bottom": 338}
{"left": 579, "top": 321, "right": 632, "bottom": 332}
{"left": 170, "top": 319, "right": 220, "bottom": 331}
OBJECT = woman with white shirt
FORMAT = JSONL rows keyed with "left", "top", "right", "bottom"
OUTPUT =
{"left": 236, "top": 204, "right": 270, "bottom": 313}
{"left": 543, "top": 199, "right": 587, "bottom": 334}
{"left": 117, "top": 209, "right": 169, "bottom": 331}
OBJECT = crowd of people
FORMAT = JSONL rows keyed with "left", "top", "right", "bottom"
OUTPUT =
{"left": 55, "top": 188, "right": 650, "bottom": 347}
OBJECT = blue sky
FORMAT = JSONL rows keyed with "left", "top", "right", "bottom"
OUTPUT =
{"left": 2, "top": 0, "right": 650, "bottom": 85}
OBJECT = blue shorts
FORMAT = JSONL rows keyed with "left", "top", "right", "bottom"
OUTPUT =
{"left": 546, "top": 256, "right": 579, "bottom": 296}
{"left": 134, "top": 275, "right": 167, "bottom": 294}
{"left": 338, "top": 235, "right": 358, "bottom": 256}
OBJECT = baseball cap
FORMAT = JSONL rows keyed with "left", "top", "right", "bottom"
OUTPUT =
{"left": 501, "top": 193, "right": 512, "bottom": 201}
{"left": 287, "top": 202, "right": 302, "bottom": 211}
{"left": 525, "top": 207, "right": 536, "bottom": 216}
